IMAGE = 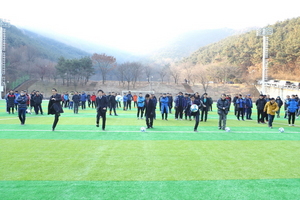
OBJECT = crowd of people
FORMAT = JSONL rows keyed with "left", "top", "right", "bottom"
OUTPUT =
{"left": 4, "top": 89, "right": 300, "bottom": 131}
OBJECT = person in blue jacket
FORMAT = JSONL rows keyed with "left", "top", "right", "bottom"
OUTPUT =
{"left": 286, "top": 94, "right": 299, "bottom": 126}
{"left": 16, "top": 90, "right": 28, "bottom": 125}
{"left": 80, "top": 91, "right": 87, "bottom": 110}
{"left": 137, "top": 93, "right": 145, "bottom": 119}
{"left": 14, "top": 90, "right": 20, "bottom": 111}
{"left": 123, "top": 93, "right": 128, "bottom": 111}
{"left": 160, "top": 93, "right": 169, "bottom": 120}
{"left": 151, "top": 94, "right": 157, "bottom": 120}
{"left": 175, "top": 92, "right": 186, "bottom": 120}
{"left": 236, "top": 94, "right": 246, "bottom": 121}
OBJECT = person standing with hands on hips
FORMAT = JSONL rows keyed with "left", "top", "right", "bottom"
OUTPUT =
{"left": 48, "top": 88, "right": 64, "bottom": 131}
{"left": 217, "top": 94, "right": 229, "bottom": 130}
{"left": 96, "top": 90, "right": 108, "bottom": 131}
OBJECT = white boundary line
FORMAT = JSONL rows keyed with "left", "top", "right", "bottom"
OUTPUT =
{"left": 1, "top": 129, "right": 299, "bottom": 134}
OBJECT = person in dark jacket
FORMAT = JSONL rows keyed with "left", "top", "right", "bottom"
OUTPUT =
{"left": 87, "top": 93, "right": 91, "bottom": 108}
{"left": 48, "top": 88, "right": 64, "bottom": 131}
{"left": 96, "top": 90, "right": 108, "bottom": 131}
{"left": 286, "top": 95, "right": 298, "bottom": 126}
{"left": 190, "top": 95, "right": 203, "bottom": 132}
{"left": 236, "top": 94, "right": 245, "bottom": 121}
{"left": 184, "top": 93, "right": 191, "bottom": 120}
{"left": 6, "top": 90, "right": 16, "bottom": 114}
{"left": 72, "top": 91, "right": 80, "bottom": 114}
{"left": 245, "top": 95, "right": 253, "bottom": 120}
{"left": 275, "top": 96, "right": 283, "bottom": 118}
{"left": 144, "top": 94, "right": 155, "bottom": 129}
{"left": 256, "top": 94, "right": 267, "bottom": 124}
{"left": 217, "top": 94, "right": 229, "bottom": 130}
{"left": 175, "top": 92, "right": 185, "bottom": 120}
{"left": 30, "top": 91, "right": 36, "bottom": 113}
{"left": 151, "top": 94, "right": 157, "bottom": 120}
{"left": 232, "top": 94, "right": 239, "bottom": 116}
{"left": 200, "top": 93, "right": 210, "bottom": 122}
{"left": 126, "top": 91, "right": 133, "bottom": 110}
{"left": 109, "top": 92, "right": 118, "bottom": 116}
{"left": 168, "top": 93, "right": 173, "bottom": 114}
{"left": 33, "top": 91, "right": 43, "bottom": 115}
{"left": 226, "top": 95, "right": 232, "bottom": 112}
{"left": 17, "top": 90, "right": 28, "bottom": 125}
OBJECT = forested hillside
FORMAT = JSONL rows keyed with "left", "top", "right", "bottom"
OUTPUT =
{"left": 181, "top": 17, "right": 300, "bottom": 82}
{"left": 4, "top": 25, "right": 89, "bottom": 89}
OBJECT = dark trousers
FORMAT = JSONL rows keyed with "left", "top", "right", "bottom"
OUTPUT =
{"left": 134, "top": 101, "right": 137, "bottom": 107}
{"left": 88, "top": 100, "right": 91, "bottom": 107}
{"left": 18, "top": 108, "right": 26, "bottom": 124}
{"left": 146, "top": 114, "right": 153, "bottom": 128}
{"left": 74, "top": 102, "right": 79, "bottom": 114}
{"left": 137, "top": 107, "right": 144, "bottom": 118}
{"left": 268, "top": 114, "right": 275, "bottom": 127}
{"left": 257, "top": 109, "right": 265, "bottom": 123}
{"left": 123, "top": 101, "right": 127, "bottom": 110}
{"left": 246, "top": 108, "right": 252, "bottom": 119}
{"left": 168, "top": 104, "right": 172, "bottom": 114}
{"left": 276, "top": 108, "right": 281, "bottom": 117}
{"left": 69, "top": 101, "right": 73, "bottom": 109}
{"left": 34, "top": 103, "right": 43, "bottom": 114}
{"left": 110, "top": 105, "right": 117, "bottom": 115}
{"left": 288, "top": 112, "right": 296, "bottom": 124}
{"left": 8, "top": 106, "right": 14, "bottom": 114}
{"left": 53, "top": 113, "right": 60, "bottom": 130}
{"left": 201, "top": 108, "right": 208, "bottom": 121}
{"left": 15, "top": 103, "right": 18, "bottom": 111}
{"left": 82, "top": 101, "right": 86, "bottom": 109}
{"left": 234, "top": 105, "right": 238, "bottom": 116}
{"left": 175, "top": 106, "right": 183, "bottom": 119}
{"left": 194, "top": 113, "right": 200, "bottom": 130}
{"left": 96, "top": 110, "right": 106, "bottom": 130}
{"left": 91, "top": 101, "right": 96, "bottom": 108}
{"left": 237, "top": 108, "right": 244, "bottom": 120}
{"left": 127, "top": 100, "right": 132, "bottom": 110}
{"left": 218, "top": 112, "right": 227, "bottom": 129}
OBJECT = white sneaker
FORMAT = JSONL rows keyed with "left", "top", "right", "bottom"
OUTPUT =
{"left": 289, "top": 124, "right": 292, "bottom": 126}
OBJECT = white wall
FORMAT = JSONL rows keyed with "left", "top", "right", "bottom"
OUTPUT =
{"left": 256, "top": 85, "right": 300, "bottom": 99}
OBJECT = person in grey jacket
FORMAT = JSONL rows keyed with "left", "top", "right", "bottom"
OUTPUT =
{"left": 217, "top": 94, "right": 229, "bottom": 130}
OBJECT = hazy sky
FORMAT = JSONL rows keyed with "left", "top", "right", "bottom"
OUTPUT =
{"left": 1, "top": 0, "right": 300, "bottom": 54}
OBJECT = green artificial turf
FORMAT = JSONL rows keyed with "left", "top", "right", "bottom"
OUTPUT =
{"left": 1, "top": 100, "right": 300, "bottom": 199}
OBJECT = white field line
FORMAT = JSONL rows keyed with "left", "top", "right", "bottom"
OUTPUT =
{"left": 1, "top": 129, "right": 299, "bottom": 134}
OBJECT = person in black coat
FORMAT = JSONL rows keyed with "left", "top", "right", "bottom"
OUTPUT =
{"left": 33, "top": 91, "right": 43, "bottom": 115}
{"left": 109, "top": 92, "right": 118, "bottom": 116}
{"left": 256, "top": 94, "right": 267, "bottom": 124}
{"left": 72, "top": 91, "right": 81, "bottom": 114}
{"left": 48, "top": 88, "right": 64, "bottom": 131}
{"left": 217, "top": 94, "right": 229, "bottom": 130}
{"left": 144, "top": 94, "right": 155, "bottom": 129}
{"left": 96, "top": 90, "right": 108, "bottom": 131}
{"left": 168, "top": 93, "right": 173, "bottom": 114}
{"left": 190, "top": 95, "right": 203, "bottom": 132}
{"left": 200, "top": 93, "right": 210, "bottom": 122}
{"left": 6, "top": 90, "right": 16, "bottom": 114}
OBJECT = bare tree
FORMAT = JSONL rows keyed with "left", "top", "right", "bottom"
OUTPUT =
{"left": 91, "top": 53, "right": 116, "bottom": 84}
{"left": 158, "top": 65, "right": 169, "bottom": 83}
{"left": 168, "top": 64, "right": 181, "bottom": 84}
{"left": 131, "top": 62, "right": 143, "bottom": 88}
{"left": 121, "top": 62, "right": 135, "bottom": 90}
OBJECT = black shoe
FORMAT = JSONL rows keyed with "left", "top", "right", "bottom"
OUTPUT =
{"left": 102, "top": 129, "right": 105, "bottom": 131}
{"left": 219, "top": 127, "right": 221, "bottom": 130}
{"left": 222, "top": 127, "right": 225, "bottom": 130}
{"left": 146, "top": 127, "right": 150, "bottom": 129}
{"left": 115, "top": 114, "right": 118, "bottom": 116}
{"left": 96, "top": 124, "right": 99, "bottom": 127}
{"left": 52, "top": 128, "right": 55, "bottom": 131}
{"left": 150, "top": 126, "right": 154, "bottom": 128}
{"left": 194, "top": 130, "right": 198, "bottom": 132}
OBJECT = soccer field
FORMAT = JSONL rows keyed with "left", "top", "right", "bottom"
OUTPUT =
{"left": 0, "top": 100, "right": 300, "bottom": 200}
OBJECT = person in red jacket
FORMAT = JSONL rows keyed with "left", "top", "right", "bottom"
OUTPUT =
{"left": 91, "top": 92, "right": 97, "bottom": 108}
{"left": 133, "top": 93, "right": 138, "bottom": 108}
